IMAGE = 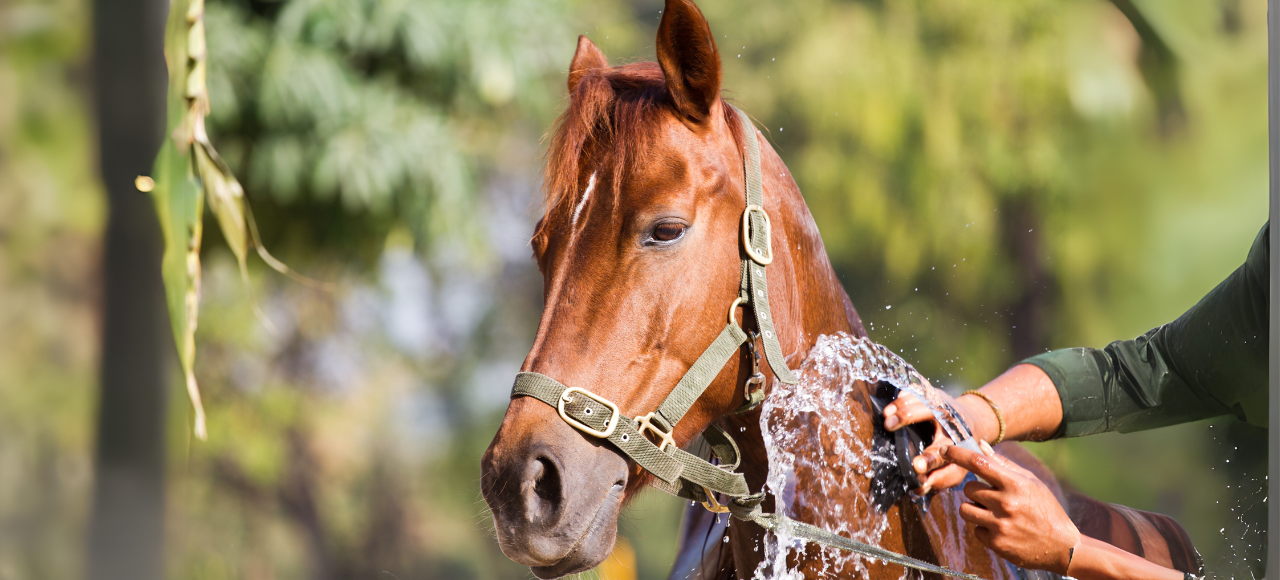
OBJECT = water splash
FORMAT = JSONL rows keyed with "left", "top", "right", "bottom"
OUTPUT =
{"left": 756, "top": 332, "right": 953, "bottom": 579}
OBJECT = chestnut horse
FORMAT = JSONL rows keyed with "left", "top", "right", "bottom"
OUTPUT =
{"left": 480, "top": 1, "right": 1201, "bottom": 578}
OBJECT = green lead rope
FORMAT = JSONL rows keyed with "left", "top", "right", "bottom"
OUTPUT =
{"left": 755, "top": 512, "right": 988, "bottom": 580}
{"left": 509, "top": 106, "right": 987, "bottom": 580}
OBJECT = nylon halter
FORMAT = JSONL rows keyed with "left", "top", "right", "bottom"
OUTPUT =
{"left": 509, "top": 107, "right": 987, "bottom": 580}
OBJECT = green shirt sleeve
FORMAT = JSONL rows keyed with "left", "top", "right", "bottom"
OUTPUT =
{"left": 1022, "top": 222, "right": 1269, "bottom": 438}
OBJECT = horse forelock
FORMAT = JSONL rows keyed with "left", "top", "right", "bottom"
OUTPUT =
{"left": 535, "top": 61, "right": 744, "bottom": 249}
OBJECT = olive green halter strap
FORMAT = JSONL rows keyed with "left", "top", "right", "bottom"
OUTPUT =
{"left": 509, "top": 108, "right": 986, "bottom": 580}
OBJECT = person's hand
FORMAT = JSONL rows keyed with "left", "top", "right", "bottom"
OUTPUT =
{"left": 882, "top": 387, "right": 992, "bottom": 492}
{"left": 942, "top": 442, "right": 1081, "bottom": 574}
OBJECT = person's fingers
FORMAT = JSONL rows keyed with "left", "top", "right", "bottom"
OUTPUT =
{"left": 941, "top": 444, "right": 1012, "bottom": 489}
{"left": 958, "top": 501, "right": 1000, "bottom": 529}
{"left": 919, "top": 464, "right": 969, "bottom": 491}
{"left": 963, "top": 481, "right": 1002, "bottom": 510}
{"left": 981, "top": 444, "right": 1038, "bottom": 480}
{"left": 884, "top": 393, "right": 934, "bottom": 431}
{"left": 912, "top": 447, "right": 948, "bottom": 474}
{"left": 972, "top": 524, "right": 994, "bottom": 549}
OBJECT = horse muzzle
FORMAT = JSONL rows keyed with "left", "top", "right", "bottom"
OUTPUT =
{"left": 481, "top": 398, "right": 630, "bottom": 578}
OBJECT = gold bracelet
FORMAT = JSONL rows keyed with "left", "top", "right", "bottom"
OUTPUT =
{"left": 961, "top": 390, "right": 1005, "bottom": 444}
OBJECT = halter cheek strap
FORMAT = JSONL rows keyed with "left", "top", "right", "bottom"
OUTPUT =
{"left": 508, "top": 107, "right": 987, "bottom": 580}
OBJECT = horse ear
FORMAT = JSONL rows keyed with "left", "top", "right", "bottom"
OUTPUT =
{"left": 656, "top": 0, "right": 721, "bottom": 125}
{"left": 568, "top": 35, "right": 608, "bottom": 93}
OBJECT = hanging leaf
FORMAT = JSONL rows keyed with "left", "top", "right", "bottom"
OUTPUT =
{"left": 145, "top": 0, "right": 206, "bottom": 439}
{"left": 145, "top": 0, "right": 288, "bottom": 440}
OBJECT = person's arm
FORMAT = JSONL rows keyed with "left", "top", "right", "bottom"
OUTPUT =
{"left": 1027, "top": 221, "right": 1268, "bottom": 437}
{"left": 887, "top": 222, "right": 1270, "bottom": 490}
{"left": 1068, "top": 536, "right": 1187, "bottom": 580}
{"left": 943, "top": 443, "right": 1186, "bottom": 580}
{"left": 948, "top": 363, "right": 1064, "bottom": 443}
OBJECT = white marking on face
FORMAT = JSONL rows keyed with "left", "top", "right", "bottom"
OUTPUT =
{"left": 571, "top": 172, "right": 596, "bottom": 231}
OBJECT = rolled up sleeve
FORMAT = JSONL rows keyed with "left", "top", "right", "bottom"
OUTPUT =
{"left": 1022, "top": 222, "right": 1269, "bottom": 438}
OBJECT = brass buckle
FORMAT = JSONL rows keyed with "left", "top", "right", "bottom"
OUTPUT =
{"left": 701, "top": 485, "right": 730, "bottom": 513}
{"left": 558, "top": 387, "right": 619, "bottom": 438}
{"left": 634, "top": 412, "right": 676, "bottom": 453}
{"left": 741, "top": 204, "right": 773, "bottom": 265}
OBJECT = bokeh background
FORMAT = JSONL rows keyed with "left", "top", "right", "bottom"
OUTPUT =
{"left": 0, "top": 0, "right": 1269, "bottom": 578}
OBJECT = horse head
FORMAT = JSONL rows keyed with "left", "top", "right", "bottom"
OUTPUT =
{"left": 480, "top": 1, "right": 860, "bottom": 576}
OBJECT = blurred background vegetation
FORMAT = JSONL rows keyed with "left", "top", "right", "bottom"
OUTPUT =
{"left": 0, "top": 0, "right": 1268, "bottom": 578}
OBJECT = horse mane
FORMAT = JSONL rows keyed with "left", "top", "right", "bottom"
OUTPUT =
{"left": 536, "top": 61, "right": 744, "bottom": 244}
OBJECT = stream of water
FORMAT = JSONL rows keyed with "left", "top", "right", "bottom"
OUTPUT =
{"left": 755, "top": 331, "right": 955, "bottom": 580}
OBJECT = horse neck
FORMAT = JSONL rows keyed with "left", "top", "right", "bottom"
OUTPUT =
{"left": 761, "top": 142, "right": 865, "bottom": 349}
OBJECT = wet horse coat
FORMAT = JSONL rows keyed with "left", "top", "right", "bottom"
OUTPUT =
{"left": 480, "top": 1, "right": 1201, "bottom": 578}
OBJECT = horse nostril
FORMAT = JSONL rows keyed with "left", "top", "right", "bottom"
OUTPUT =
{"left": 530, "top": 456, "right": 563, "bottom": 519}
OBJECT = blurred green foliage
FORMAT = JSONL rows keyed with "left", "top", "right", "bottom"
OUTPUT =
{"left": 0, "top": 0, "right": 1269, "bottom": 579}
{"left": 203, "top": 0, "right": 575, "bottom": 258}
{"left": 0, "top": 0, "right": 102, "bottom": 576}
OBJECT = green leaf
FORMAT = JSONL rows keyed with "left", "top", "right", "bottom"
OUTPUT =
{"left": 147, "top": 0, "right": 259, "bottom": 440}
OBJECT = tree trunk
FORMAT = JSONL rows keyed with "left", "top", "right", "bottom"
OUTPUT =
{"left": 88, "top": 0, "right": 170, "bottom": 579}
{"left": 1000, "top": 197, "right": 1054, "bottom": 361}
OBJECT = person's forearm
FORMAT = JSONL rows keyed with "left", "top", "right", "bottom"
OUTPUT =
{"left": 956, "top": 363, "right": 1063, "bottom": 443}
{"left": 1067, "top": 536, "right": 1186, "bottom": 580}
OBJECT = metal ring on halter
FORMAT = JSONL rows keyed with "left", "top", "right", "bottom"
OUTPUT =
{"left": 741, "top": 204, "right": 773, "bottom": 265}
{"left": 728, "top": 296, "right": 745, "bottom": 328}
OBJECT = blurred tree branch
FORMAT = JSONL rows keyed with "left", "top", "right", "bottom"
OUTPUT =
{"left": 1110, "top": 0, "right": 1186, "bottom": 137}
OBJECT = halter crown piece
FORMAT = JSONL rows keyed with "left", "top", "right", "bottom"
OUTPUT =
{"left": 509, "top": 108, "right": 987, "bottom": 580}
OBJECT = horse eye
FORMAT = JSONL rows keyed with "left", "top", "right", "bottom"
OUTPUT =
{"left": 652, "top": 223, "right": 686, "bottom": 242}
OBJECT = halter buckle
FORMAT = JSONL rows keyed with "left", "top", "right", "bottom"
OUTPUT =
{"left": 558, "top": 387, "right": 620, "bottom": 438}
{"left": 741, "top": 204, "right": 774, "bottom": 266}
{"left": 634, "top": 412, "right": 676, "bottom": 453}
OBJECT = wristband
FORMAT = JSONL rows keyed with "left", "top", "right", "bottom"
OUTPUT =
{"left": 961, "top": 390, "right": 1006, "bottom": 444}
